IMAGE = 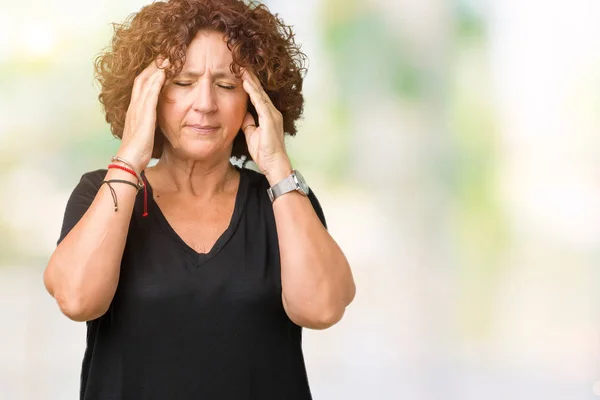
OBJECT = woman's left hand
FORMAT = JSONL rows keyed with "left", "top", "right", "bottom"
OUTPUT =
{"left": 241, "top": 70, "right": 292, "bottom": 183}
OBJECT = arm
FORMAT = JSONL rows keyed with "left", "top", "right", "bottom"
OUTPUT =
{"left": 44, "top": 57, "right": 169, "bottom": 321}
{"left": 267, "top": 163, "right": 356, "bottom": 330}
{"left": 44, "top": 169, "right": 138, "bottom": 321}
{"left": 240, "top": 69, "right": 355, "bottom": 329}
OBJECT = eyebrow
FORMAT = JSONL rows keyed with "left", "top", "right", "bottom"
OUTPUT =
{"left": 177, "top": 70, "right": 240, "bottom": 80}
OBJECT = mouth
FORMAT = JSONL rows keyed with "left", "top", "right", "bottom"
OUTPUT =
{"left": 186, "top": 124, "right": 219, "bottom": 134}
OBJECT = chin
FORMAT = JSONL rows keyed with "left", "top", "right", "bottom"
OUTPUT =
{"left": 170, "top": 141, "right": 230, "bottom": 161}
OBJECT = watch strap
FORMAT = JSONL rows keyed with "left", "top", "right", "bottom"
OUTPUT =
{"left": 267, "top": 175, "right": 297, "bottom": 202}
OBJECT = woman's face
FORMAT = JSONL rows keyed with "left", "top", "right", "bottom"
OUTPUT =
{"left": 157, "top": 30, "right": 248, "bottom": 161}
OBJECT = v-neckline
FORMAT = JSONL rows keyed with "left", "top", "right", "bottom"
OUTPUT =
{"left": 141, "top": 166, "right": 248, "bottom": 268}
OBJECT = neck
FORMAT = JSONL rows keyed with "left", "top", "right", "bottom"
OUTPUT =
{"left": 151, "top": 149, "right": 237, "bottom": 198}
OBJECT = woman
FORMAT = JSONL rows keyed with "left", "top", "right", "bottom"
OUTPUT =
{"left": 43, "top": 0, "right": 355, "bottom": 399}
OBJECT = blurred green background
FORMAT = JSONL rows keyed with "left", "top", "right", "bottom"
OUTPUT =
{"left": 1, "top": 0, "right": 599, "bottom": 398}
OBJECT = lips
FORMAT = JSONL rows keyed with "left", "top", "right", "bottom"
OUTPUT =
{"left": 186, "top": 124, "right": 219, "bottom": 134}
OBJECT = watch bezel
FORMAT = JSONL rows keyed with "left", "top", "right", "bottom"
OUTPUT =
{"left": 292, "top": 169, "right": 310, "bottom": 196}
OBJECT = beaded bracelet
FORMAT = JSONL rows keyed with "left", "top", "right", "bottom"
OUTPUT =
{"left": 110, "top": 156, "right": 144, "bottom": 187}
{"left": 107, "top": 164, "right": 144, "bottom": 190}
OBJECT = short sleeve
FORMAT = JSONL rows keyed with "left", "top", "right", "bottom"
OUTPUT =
{"left": 57, "top": 169, "right": 107, "bottom": 246}
{"left": 307, "top": 188, "right": 327, "bottom": 230}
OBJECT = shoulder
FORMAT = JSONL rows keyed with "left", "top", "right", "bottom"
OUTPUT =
{"left": 240, "top": 166, "right": 328, "bottom": 229}
{"left": 57, "top": 169, "right": 108, "bottom": 245}
{"left": 64, "top": 168, "right": 109, "bottom": 202}
{"left": 241, "top": 166, "right": 270, "bottom": 191}
{"left": 79, "top": 169, "right": 108, "bottom": 187}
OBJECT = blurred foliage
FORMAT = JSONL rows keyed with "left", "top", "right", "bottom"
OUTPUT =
{"left": 311, "top": 0, "right": 425, "bottom": 182}
{"left": 323, "top": 11, "right": 423, "bottom": 101}
{"left": 456, "top": 0, "right": 485, "bottom": 40}
{"left": 449, "top": 2, "right": 508, "bottom": 339}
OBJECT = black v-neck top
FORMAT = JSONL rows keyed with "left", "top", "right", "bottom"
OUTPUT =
{"left": 57, "top": 165, "right": 327, "bottom": 400}
{"left": 141, "top": 168, "right": 248, "bottom": 269}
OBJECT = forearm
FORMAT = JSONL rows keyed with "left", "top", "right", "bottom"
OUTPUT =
{"left": 275, "top": 193, "right": 354, "bottom": 327}
{"left": 267, "top": 166, "right": 355, "bottom": 328}
{"left": 44, "top": 169, "right": 138, "bottom": 321}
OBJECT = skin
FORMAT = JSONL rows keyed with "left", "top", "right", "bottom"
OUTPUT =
{"left": 44, "top": 30, "right": 355, "bottom": 329}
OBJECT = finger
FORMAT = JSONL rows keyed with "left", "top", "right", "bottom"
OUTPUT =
{"left": 241, "top": 70, "right": 282, "bottom": 124}
{"left": 148, "top": 59, "right": 169, "bottom": 89}
{"left": 241, "top": 70, "right": 272, "bottom": 104}
{"left": 144, "top": 67, "right": 168, "bottom": 109}
{"left": 242, "top": 77, "right": 274, "bottom": 121}
{"left": 136, "top": 61, "right": 169, "bottom": 107}
{"left": 136, "top": 66, "right": 165, "bottom": 109}
{"left": 242, "top": 69, "right": 262, "bottom": 90}
{"left": 133, "top": 58, "right": 169, "bottom": 100}
{"left": 132, "top": 61, "right": 159, "bottom": 100}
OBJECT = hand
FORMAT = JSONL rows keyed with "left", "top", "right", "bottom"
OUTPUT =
{"left": 241, "top": 70, "right": 292, "bottom": 183}
{"left": 116, "top": 58, "right": 169, "bottom": 172}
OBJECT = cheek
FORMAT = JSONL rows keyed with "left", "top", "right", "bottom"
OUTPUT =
{"left": 157, "top": 94, "right": 186, "bottom": 127}
{"left": 225, "top": 94, "right": 249, "bottom": 120}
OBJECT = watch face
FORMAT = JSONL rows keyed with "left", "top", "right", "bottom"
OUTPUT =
{"left": 293, "top": 170, "right": 310, "bottom": 195}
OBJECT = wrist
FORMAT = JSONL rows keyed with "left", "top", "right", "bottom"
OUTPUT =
{"left": 115, "top": 150, "right": 147, "bottom": 173}
{"left": 264, "top": 157, "right": 293, "bottom": 186}
{"left": 105, "top": 167, "right": 139, "bottom": 183}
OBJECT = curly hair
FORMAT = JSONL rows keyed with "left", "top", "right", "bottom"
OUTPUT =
{"left": 94, "top": 0, "right": 307, "bottom": 160}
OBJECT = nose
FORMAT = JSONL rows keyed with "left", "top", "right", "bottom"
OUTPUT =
{"left": 191, "top": 80, "right": 217, "bottom": 113}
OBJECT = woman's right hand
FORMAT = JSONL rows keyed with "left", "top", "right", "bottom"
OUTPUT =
{"left": 116, "top": 58, "right": 169, "bottom": 171}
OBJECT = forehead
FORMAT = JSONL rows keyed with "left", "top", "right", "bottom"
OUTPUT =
{"left": 182, "top": 30, "right": 234, "bottom": 74}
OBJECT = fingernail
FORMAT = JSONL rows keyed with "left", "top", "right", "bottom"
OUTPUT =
{"left": 160, "top": 59, "right": 170, "bottom": 68}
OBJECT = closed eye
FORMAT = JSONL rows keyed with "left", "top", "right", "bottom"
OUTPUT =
{"left": 173, "top": 82, "right": 235, "bottom": 90}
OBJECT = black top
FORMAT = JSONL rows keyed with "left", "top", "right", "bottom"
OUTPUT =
{"left": 57, "top": 165, "right": 327, "bottom": 400}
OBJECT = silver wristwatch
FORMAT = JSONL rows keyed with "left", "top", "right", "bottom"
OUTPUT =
{"left": 267, "top": 169, "right": 310, "bottom": 202}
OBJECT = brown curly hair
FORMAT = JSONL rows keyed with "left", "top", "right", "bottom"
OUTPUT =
{"left": 94, "top": 0, "right": 307, "bottom": 160}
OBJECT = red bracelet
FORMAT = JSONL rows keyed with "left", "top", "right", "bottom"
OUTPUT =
{"left": 108, "top": 164, "right": 144, "bottom": 189}
{"left": 107, "top": 163, "right": 149, "bottom": 217}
